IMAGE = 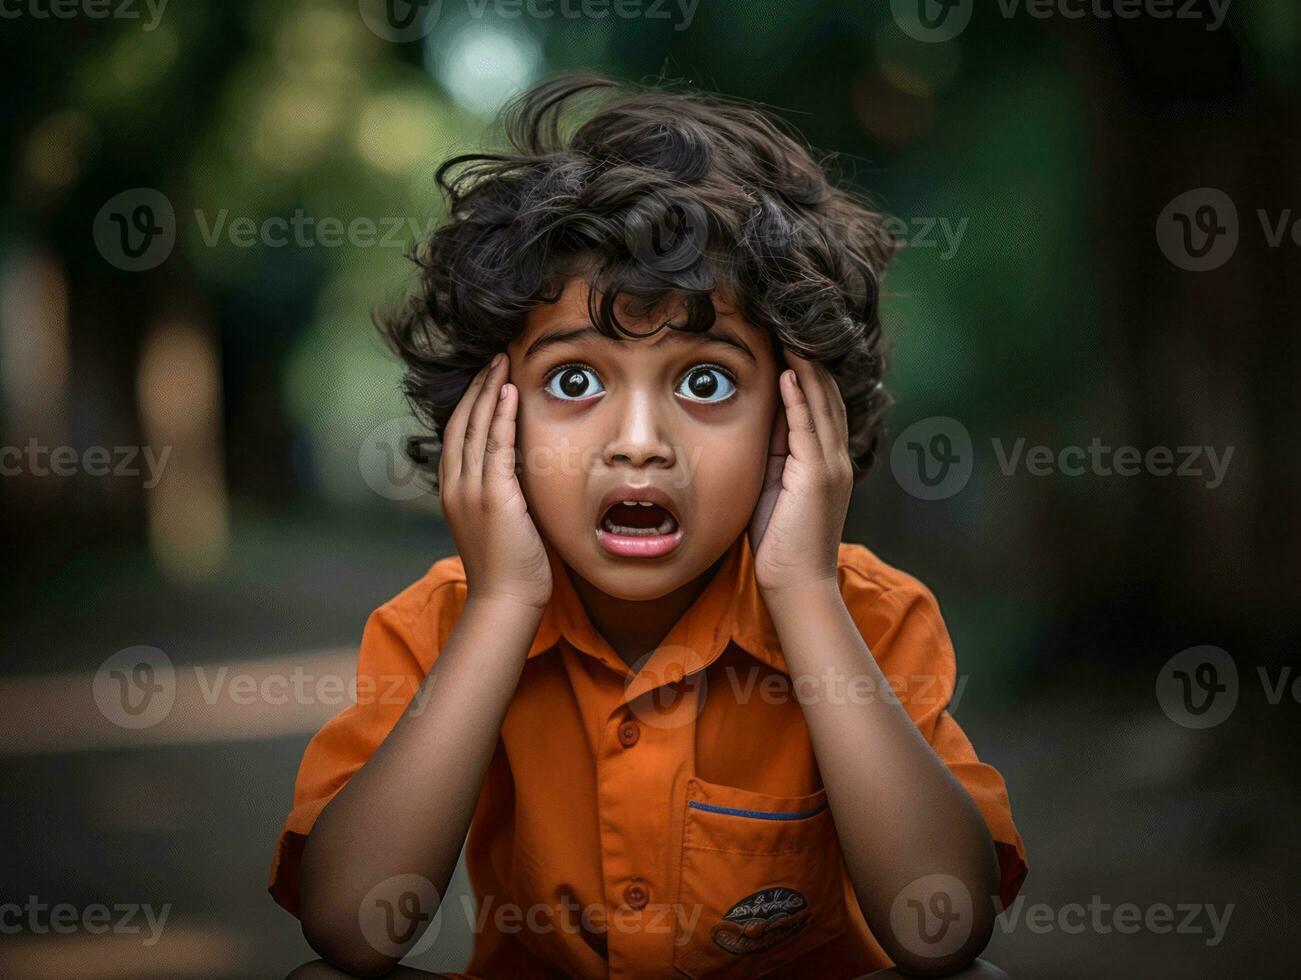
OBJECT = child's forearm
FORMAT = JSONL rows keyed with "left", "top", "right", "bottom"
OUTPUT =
{"left": 297, "top": 595, "right": 543, "bottom": 977}
{"left": 763, "top": 581, "right": 1001, "bottom": 977}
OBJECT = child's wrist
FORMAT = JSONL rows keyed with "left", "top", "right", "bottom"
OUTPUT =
{"left": 760, "top": 576, "right": 842, "bottom": 615}
{"left": 464, "top": 590, "right": 549, "bottom": 621}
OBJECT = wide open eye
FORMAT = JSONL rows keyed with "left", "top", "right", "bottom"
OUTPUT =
{"left": 676, "top": 365, "right": 737, "bottom": 404}
{"left": 544, "top": 364, "right": 605, "bottom": 401}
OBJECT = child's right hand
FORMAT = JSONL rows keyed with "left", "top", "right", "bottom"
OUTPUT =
{"left": 438, "top": 353, "right": 553, "bottom": 612}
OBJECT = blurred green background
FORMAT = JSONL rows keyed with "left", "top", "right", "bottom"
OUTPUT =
{"left": 1, "top": 0, "right": 1298, "bottom": 976}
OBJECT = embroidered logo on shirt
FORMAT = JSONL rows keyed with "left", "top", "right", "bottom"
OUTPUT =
{"left": 711, "top": 886, "right": 810, "bottom": 954}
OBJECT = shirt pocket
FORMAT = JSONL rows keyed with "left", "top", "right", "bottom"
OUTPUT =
{"left": 673, "top": 775, "right": 849, "bottom": 978}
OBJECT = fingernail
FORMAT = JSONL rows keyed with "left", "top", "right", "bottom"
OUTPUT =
{"left": 499, "top": 383, "right": 509, "bottom": 401}
{"left": 493, "top": 352, "right": 506, "bottom": 368}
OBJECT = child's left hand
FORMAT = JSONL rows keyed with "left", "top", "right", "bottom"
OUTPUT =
{"left": 748, "top": 351, "right": 854, "bottom": 597}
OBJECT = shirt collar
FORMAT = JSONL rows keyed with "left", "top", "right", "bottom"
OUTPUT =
{"left": 526, "top": 532, "right": 788, "bottom": 697}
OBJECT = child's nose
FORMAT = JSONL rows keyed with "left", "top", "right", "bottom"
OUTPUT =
{"left": 602, "top": 389, "right": 676, "bottom": 469}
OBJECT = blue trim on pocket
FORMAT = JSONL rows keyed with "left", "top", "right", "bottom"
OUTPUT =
{"left": 688, "top": 799, "right": 828, "bottom": 820}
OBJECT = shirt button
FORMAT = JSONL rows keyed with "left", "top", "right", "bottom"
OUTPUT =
{"left": 624, "top": 881, "right": 649, "bottom": 910}
{"left": 617, "top": 720, "right": 640, "bottom": 748}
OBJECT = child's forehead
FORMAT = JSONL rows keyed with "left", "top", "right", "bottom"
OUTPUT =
{"left": 510, "top": 278, "right": 766, "bottom": 359}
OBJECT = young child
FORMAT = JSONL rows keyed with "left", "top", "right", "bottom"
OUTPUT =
{"left": 271, "top": 72, "right": 1028, "bottom": 980}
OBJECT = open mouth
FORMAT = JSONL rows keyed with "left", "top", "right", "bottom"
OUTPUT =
{"left": 599, "top": 500, "right": 679, "bottom": 537}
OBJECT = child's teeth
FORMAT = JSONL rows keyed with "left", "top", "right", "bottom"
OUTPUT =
{"left": 600, "top": 512, "right": 679, "bottom": 536}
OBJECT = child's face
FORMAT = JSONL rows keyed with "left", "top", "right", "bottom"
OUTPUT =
{"left": 505, "top": 277, "right": 780, "bottom": 601}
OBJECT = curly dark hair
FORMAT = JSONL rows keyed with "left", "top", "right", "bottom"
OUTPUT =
{"left": 377, "top": 71, "right": 899, "bottom": 491}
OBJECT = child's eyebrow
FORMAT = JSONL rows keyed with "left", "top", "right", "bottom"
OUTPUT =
{"left": 523, "top": 324, "right": 757, "bottom": 364}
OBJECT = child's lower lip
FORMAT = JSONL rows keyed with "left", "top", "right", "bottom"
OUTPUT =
{"left": 595, "top": 527, "right": 685, "bottom": 558}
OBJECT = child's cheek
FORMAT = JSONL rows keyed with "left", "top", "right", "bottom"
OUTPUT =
{"left": 514, "top": 419, "right": 580, "bottom": 534}
{"left": 691, "top": 433, "right": 766, "bottom": 525}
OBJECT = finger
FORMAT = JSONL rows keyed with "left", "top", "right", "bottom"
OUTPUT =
{"left": 784, "top": 351, "right": 843, "bottom": 459}
{"left": 441, "top": 359, "right": 495, "bottom": 481}
{"left": 816, "top": 361, "right": 850, "bottom": 445}
{"left": 778, "top": 368, "right": 820, "bottom": 462}
{"left": 482, "top": 380, "right": 519, "bottom": 489}
{"left": 463, "top": 354, "right": 509, "bottom": 476}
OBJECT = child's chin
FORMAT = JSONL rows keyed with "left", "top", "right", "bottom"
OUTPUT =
{"left": 580, "top": 559, "right": 690, "bottom": 601}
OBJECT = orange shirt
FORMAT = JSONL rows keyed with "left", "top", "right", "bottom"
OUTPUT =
{"left": 269, "top": 533, "right": 1028, "bottom": 978}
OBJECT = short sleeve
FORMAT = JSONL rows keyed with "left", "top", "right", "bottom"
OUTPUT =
{"left": 844, "top": 567, "right": 1030, "bottom": 910}
{"left": 266, "top": 566, "right": 466, "bottom": 918}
